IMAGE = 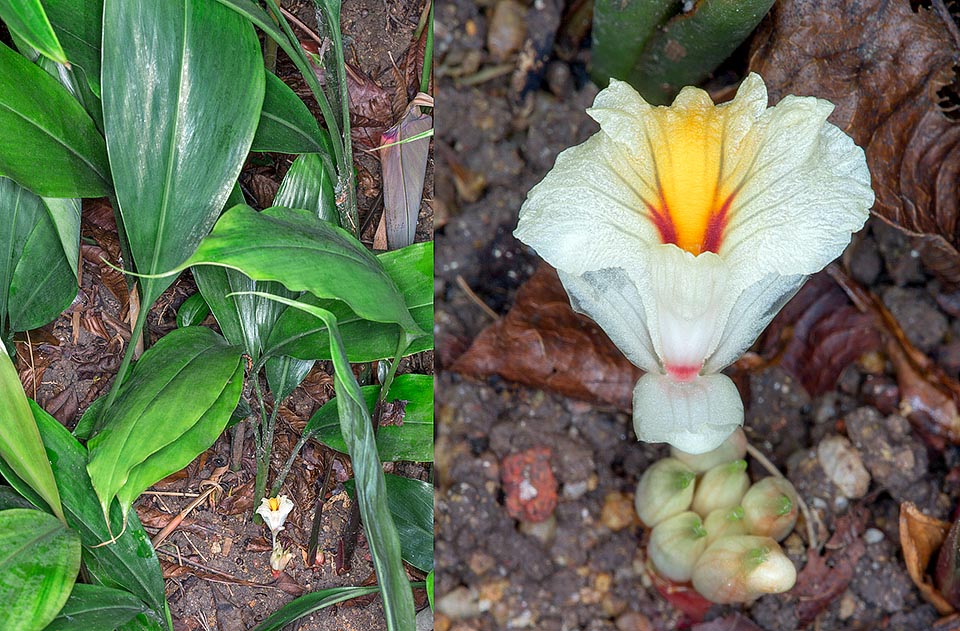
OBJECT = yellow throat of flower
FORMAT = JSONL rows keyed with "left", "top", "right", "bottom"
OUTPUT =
{"left": 644, "top": 96, "right": 739, "bottom": 256}
{"left": 268, "top": 497, "right": 280, "bottom": 511}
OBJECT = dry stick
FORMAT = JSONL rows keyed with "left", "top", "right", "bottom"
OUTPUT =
{"left": 744, "top": 442, "right": 821, "bottom": 551}
{"left": 154, "top": 548, "right": 277, "bottom": 589}
{"left": 151, "top": 486, "right": 217, "bottom": 547}
{"left": 307, "top": 451, "right": 336, "bottom": 566}
{"left": 279, "top": 6, "right": 324, "bottom": 46}
{"left": 455, "top": 274, "right": 499, "bottom": 321}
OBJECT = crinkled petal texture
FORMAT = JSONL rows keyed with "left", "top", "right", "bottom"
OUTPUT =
{"left": 515, "top": 73, "right": 873, "bottom": 453}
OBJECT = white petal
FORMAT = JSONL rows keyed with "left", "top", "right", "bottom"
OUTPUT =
{"left": 557, "top": 268, "right": 660, "bottom": 373}
{"left": 703, "top": 273, "right": 806, "bottom": 373}
{"left": 648, "top": 245, "right": 732, "bottom": 379}
{"left": 720, "top": 95, "right": 873, "bottom": 283}
{"left": 633, "top": 372, "right": 744, "bottom": 454}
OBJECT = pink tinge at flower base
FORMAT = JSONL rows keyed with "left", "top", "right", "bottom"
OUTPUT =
{"left": 514, "top": 73, "right": 874, "bottom": 454}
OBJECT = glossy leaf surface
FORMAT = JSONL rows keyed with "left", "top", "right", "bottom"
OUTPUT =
{"left": 345, "top": 474, "right": 433, "bottom": 572}
{"left": 176, "top": 292, "right": 210, "bottom": 328}
{"left": 45, "top": 583, "right": 151, "bottom": 631}
{"left": 42, "top": 0, "right": 103, "bottom": 96}
{"left": 0, "top": 508, "right": 80, "bottom": 631}
{"left": 180, "top": 205, "right": 422, "bottom": 336}
{"left": 87, "top": 326, "right": 244, "bottom": 522}
{"left": 0, "top": 42, "right": 109, "bottom": 197}
{"left": 101, "top": 0, "right": 264, "bottom": 307}
{"left": 0, "top": 0, "right": 67, "bottom": 64}
{"left": 0, "top": 177, "right": 77, "bottom": 338}
{"left": 250, "top": 586, "right": 380, "bottom": 631}
{"left": 305, "top": 373, "right": 433, "bottom": 462}
{"left": 252, "top": 70, "right": 333, "bottom": 154}
{"left": 266, "top": 241, "right": 433, "bottom": 362}
{"left": 0, "top": 339, "right": 63, "bottom": 521}
{"left": 273, "top": 152, "right": 337, "bottom": 224}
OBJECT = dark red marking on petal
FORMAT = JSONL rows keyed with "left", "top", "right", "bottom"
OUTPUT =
{"left": 646, "top": 198, "right": 677, "bottom": 246}
{"left": 702, "top": 190, "right": 737, "bottom": 254}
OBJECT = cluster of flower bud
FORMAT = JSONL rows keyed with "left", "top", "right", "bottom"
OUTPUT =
{"left": 634, "top": 428, "right": 798, "bottom": 603}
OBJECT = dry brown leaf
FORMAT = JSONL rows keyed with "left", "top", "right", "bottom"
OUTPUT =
{"left": 750, "top": 0, "right": 960, "bottom": 283}
{"left": 900, "top": 501, "right": 954, "bottom": 614}
{"left": 452, "top": 264, "right": 641, "bottom": 410}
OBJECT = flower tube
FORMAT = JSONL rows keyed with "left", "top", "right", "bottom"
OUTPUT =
{"left": 514, "top": 73, "right": 873, "bottom": 453}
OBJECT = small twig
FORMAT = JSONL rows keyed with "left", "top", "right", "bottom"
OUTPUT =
{"left": 456, "top": 64, "right": 514, "bottom": 87}
{"left": 155, "top": 548, "right": 278, "bottom": 589}
{"left": 307, "top": 451, "right": 336, "bottom": 566}
{"left": 230, "top": 417, "right": 247, "bottom": 472}
{"left": 455, "top": 274, "right": 499, "bottom": 321}
{"left": 279, "top": 6, "right": 323, "bottom": 47}
{"left": 141, "top": 491, "right": 201, "bottom": 498}
{"left": 151, "top": 486, "right": 217, "bottom": 547}
{"left": 745, "top": 442, "right": 822, "bottom": 551}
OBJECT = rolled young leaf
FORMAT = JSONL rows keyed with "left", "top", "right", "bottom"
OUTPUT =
{"left": 0, "top": 42, "right": 109, "bottom": 197}
{"left": 0, "top": 508, "right": 81, "bottom": 631}
{"left": 86, "top": 326, "right": 244, "bottom": 524}
{"left": 0, "top": 338, "right": 64, "bottom": 522}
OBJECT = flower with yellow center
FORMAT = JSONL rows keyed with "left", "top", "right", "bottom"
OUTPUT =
{"left": 256, "top": 495, "right": 294, "bottom": 542}
{"left": 514, "top": 73, "right": 873, "bottom": 454}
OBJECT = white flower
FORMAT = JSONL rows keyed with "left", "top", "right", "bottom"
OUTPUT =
{"left": 256, "top": 495, "right": 294, "bottom": 540}
{"left": 515, "top": 73, "right": 873, "bottom": 454}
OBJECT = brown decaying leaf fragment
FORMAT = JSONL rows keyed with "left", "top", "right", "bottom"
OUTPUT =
{"left": 900, "top": 501, "right": 955, "bottom": 614}
{"left": 791, "top": 507, "right": 868, "bottom": 626}
{"left": 380, "top": 94, "right": 433, "bottom": 249}
{"left": 453, "top": 264, "right": 641, "bottom": 410}
{"left": 750, "top": 0, "right": 960, "bottom": 284}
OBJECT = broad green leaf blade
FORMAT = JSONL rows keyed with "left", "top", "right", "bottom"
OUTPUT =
{"left": 306, "top": 374, "right": 433, "bottom": 462}
{"left": 242, "top": 292, "right": 415, "bottom": 629}
{"left": 0, "top": 0, "right": 67, "bottom": 64}
{"left": 0, "top": 338, "right": 63, "bottom": 521}
{"left": 265, "top": 355, "right": 315, "bottom": 404}
{"left": 590, "top": 0, "right": 673, "bottom": 88}
{"left": 40, "top": 196, "right": 81, "bottom": 276}
{"left": 181, "top": 205, "right": 422, "bottom": 337}
{"left": 87, "top": 326, "right": 244, "bottom": 522}
{"left": 381, "top": 107, "right": 431, "bottom": 249}
{"left": 44, "top": 583, "right": 151, "bottom": 631}
{"left": 273, "top": 153, "right": 337, "bottom": 224}
{"left": 22, "top": 401, "right": 166, "bottom": 614}
{"left": 43, "top": 0, "right": 103, "bottom": 96}
{"left": 115, "top": 360, "right": 243, "bottom": 510}
{"left": 345, "top": 474, "right": 433, "bottom": 572}
{"left": 253, "top": 70, "right": 333, "bottom": 155}
{"left": 0, "top": 177, "right": 78, "bottom": 337}
{"left": 101, "top": 0, "right": 265, "bottom": 307}
{"left": 176, "top": 292, "right": 210, "bottom": 328}
{"left": 250, "top": 586, "right": 380, "bottom": 631}
{"left": 0, "top": 42, "right": 109, "bottom": 197}
{"left": 0, "top": 486, "right": 36, "bottom": 510}
{"left": 0, "top": 508, "right": 80, "bottom": 631}
{"left": 426, "top": 570, "right": 434, "bottom": 610}
{"left": 194, "top": 264, "right": 294, "bottom": 359}
{"left": 266, "top": 241, "right": 433, "bottom": 362}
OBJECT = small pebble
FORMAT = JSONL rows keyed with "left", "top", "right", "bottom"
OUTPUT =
{"left": 817, "top": 435, "right": 871, "bottom": 499}
{"left": 486, "top": 0, "right": 526, "bottom": 62}
{"left": 615, "top": 611, "right": 652, "bottom": 631}
{"left": 839, "top": 590, "right": 858, "bottom": 620}
{"left": 864, "top": 527, "right": 885, "bottom": 544}
{"left": 600, "top": 491, "right": 637, "bottom": 532}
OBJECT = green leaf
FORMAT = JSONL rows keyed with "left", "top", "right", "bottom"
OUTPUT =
{"left": 249, "top": 586, "right": 380, "bottom": 631}
{"left": 345, "top": 474, "right": 433, "bottom": 572}
{"left": 44, "top": 583, "right": 151, "bottom": 631}
{"left": 40, "top": 196, "right": 81, "bottom": 277}
{"left": 0, "top": 42, "right": 109, "bottom": 197}
{"left": 306, "top": 373, "right": 433, "bottom": 462}
{"left": 253, "top": 70, "right": 333, "bottom": 155}
{"left": 426, "top": 570, "right": 434, "bottom": 610}
{"left": 0, "top": 338, "right": 63, "bottom": 522}
{"left": 239, "top": 292, "right": 416, "bottom": 630}
{"left": 176, "top": 292, "right": 210, "bottom": 328}
{"left": 20, "top": 401, "right": 166, "bottom": 613}
{"left": 0, "top": 177, "right": 78, "bottom": 338}
{"left": 273, "top": 153, "right": 337, "bottom": 224}
{"left": 0, "top": 0, "right": 67, "bottom": 65}
{"left": 43, "top": 0, "right": 104, "bottom": 97}
{"left": 590, "top": 0, "right": 673, "bottom": 87}
{"left": 265, "top": 241, "right": 433, "bottom": 362}
{"left": 265, "top": 355, "right": 314, "bottom": 404}
{"left": 179, "top": 205, "right": 422, "bottom": 337}
{"left": 0, "top": 508, "right": 80, "bottom": 631}
{"left": 87, "top": 326, "right": 244, "bottom": 523}
{"left": 101, "top": 0, "right": 265, "bottom": 309}
{"left": 0, "top": 486, "right": 36, "bottom": 510}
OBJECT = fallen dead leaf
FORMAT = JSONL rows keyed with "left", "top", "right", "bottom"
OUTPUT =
{"left": 751, "top": 0, "right": 960, "bottom": 284}
{"left": 901, "top": 500, "right": 955, "bottom": 615}
{"left": 453, "top": 264, "right": 641, "bottom": 410}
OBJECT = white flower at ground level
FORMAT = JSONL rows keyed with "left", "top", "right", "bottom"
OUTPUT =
{"left": 256, "top": 495, "right": 294, "bottom": 540}
{"left": 270, "top": 543, "right": 294, "bottom": 575}
{"left": 515, "top": 73, "right": 873, "bottom": 454}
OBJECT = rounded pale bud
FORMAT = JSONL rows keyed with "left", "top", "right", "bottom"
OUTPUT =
{"left": 648, "top": 511, "right": 709, "bottom": 583}
{"left": 741, "top": 477, "right": 799, "bottom": 541}
{"left": 703, "top": 506, "right": 748, "bottom": 544}
{"left": 692, "top": 460, "right": 750, "bottom": 517}
{"left": 671, "top": 427, "right": 747, "bottom": 473}
{"left": 635, "top": 458, "right": 696, "bottom": 527}
{"left": 692, "top": 536, "right": 797, "bottom": 603}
